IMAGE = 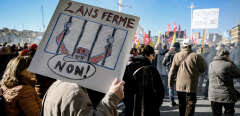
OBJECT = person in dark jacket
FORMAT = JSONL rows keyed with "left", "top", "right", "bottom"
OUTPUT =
{"left": 162, "top": 42, "right": 180, "bottom": 107}
{"left": 123, "top": 45, "right": 164, "bottom": 116}
{"left": 154, "top": 44, "right": 168, "bottom": 95}
{"left": 208, "top": 49, "right": 240, "bottom": 116}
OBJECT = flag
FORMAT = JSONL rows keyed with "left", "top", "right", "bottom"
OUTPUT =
{"left": 134, "top": 34, "right": 140, "bottom": 48}
{"left": 171, "top": 22, "right": 177, "bottom": 46}
{"left": 143, "top": 32, "right": 152, "bottom": 45}
{"left": 173, "top": 22, "right": 177, "bottom": 32}
{"left": 178, "top": 24, "right": 181, "bottom": 37}
{"left": 167, "top": 24, "right": 171, "bottom": 35}
{"left": 157, "top": 31, "right": 161, "bottom": 44}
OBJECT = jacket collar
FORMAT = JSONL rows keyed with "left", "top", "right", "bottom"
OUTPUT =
{"left": 132, "top": 55, "right": 152, "bottom": 65}
{"left": 213, "top": 56, "right": 229, "bottom": 62}
{"left": 181, "top": 47, "right": 192, "bottom": 53}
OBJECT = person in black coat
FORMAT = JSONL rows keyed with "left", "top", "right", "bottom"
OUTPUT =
{"left": 123, "top": 45, "right": 165, "bottom": 116}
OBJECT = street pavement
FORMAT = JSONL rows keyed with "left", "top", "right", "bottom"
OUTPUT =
{"left": 161, "top": 79, "right": 240, "bottom": 116}
{"left": 118, "top": 79, "right": 240, "bottom": 115}
{"left": 160, "top": 98, "right": 240, "bottom": 116}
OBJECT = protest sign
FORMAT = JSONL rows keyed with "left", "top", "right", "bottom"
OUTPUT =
{"left": 192, "top": 8, "right": 219, "bottom": 29}
{"left": 28, "top": 0, "right": 139, "bottom": 93}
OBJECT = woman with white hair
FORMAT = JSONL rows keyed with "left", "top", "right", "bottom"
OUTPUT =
{"left": 208, "top": 49, "right": 240, "bottom": 116}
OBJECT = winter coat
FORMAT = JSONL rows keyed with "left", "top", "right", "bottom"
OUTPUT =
{"left": 1, "top": 84, "right": 42, "bottom": 116}
{"left": 208, "top": 56, "right": 240, "bottom": 103}
{"left": 123, "top": 55, "right": 164, "bottom": 116}
{"left": 133, "top": 65, "right": 165, "bottom": 116}
{"left": 168, "top": 48, "right": 206, "bottom": 93}
{"left": 123, "top": 55, "right": 152, "bottom": 116}
{"left": 43, "top": 80, "right": 120, "bottom": 116}
{"left": 154, "top": 49, "right": 168, "bottom": 76}
{"left": 162, "top": 49, "right": 179, "bottom": 73}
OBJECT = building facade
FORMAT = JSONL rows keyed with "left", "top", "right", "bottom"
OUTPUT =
{"left": 230, "top": 22, "right": 240, "bottom": 44}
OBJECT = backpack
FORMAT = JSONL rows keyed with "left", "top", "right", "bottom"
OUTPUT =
{"left": 0, "top": 88, "right": 6, "bottom": 116}
{"left": 162, "top": 52, "right": 175, "bottom": 72}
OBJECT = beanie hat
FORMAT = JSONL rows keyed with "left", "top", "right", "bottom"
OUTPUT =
{"left": 29, "top": 44, "right": 38, "bottom": 50}
{"left": 172, "top": 42, "right": 180, "bottom": 49}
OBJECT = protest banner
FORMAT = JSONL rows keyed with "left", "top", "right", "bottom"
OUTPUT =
{"left": 192, "top": 8, "right": 219, "bottom": 29}
{"left": 28, "top": 0, "right": 139, "bottom": 93}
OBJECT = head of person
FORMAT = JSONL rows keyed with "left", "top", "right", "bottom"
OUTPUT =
{"left": 29, "top": 44, "right": 38, "bottom": 57}
{"left": 3, "top": 42, "right": 7, "bottom": 47}
{"left": 19, "top": 49, "right": 30, "bottom": 56}
{"left": 217, "top": 48, "right": 230, "bottom": 59}
{"left": 172, "top": 42, "right": 180, "bottom": 50}
{"left": 1, "top": 56, "right": 36, "bottom": 88}
{"left": 1, "top": 47, "right": 10, "bottom": 54}
{"left": 155, "top": 43, "right": 161, "bottom": 50}
{"left": 130, "top": 48, "right": 138, "bottom": 57}
{"left": 24, "top": 42, "right": 28, "bottom": 49}
{"left": 142, "top": 45, "right": 155, "bottom": 62}
{"left": 162, "top": 44, "right": 168, "bottom": 50}
{"left": 182, "top": 39, "right": 193, "bottom": 49}
{"left": 10, "top": 44, "right": 18, "bottom": 53}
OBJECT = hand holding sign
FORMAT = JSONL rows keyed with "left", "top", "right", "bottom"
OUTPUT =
{"left": 108, "top": 78, "right": 125, "bottom": 99}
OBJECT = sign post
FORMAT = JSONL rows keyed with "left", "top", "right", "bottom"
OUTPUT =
{"left": 201, "top": 29, "right": 206, "bottom": 53}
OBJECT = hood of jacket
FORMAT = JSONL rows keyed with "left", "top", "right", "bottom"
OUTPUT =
{"left": 131, "top": 55, "right": 152, "bottom": 65}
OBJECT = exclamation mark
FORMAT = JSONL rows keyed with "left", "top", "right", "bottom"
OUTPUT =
{"left": 83, "top": 65, "right": 90, "bottom": 79}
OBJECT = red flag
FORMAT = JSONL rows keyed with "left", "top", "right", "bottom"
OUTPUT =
{"left": 173, "top": 22, "right": 177, "bottom": 32}
{"left": 143, "top": 32, "right": 152, "bottom": 45}
{"left": 167, "top": 24, "right": 171, "bottom": 35}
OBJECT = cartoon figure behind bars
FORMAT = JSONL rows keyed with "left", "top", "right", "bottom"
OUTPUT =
{"left": 55, "top": 16, "right": 72, "bottom": 54}
{"left": 55, "top": 16, "right": 116, "bottom": 66}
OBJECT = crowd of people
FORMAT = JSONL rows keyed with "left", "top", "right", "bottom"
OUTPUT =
{"left": 0, "top": 39, "right": 239, "bottom": 116}
{"left": 122, "top": 39, "right": 240, "bottom": 116}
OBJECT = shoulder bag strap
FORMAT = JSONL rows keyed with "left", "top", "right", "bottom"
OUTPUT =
{"left": 40, "top": 91, "right": 48, "bottom": 116}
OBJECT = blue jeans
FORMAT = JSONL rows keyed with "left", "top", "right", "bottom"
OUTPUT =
{"left": 161, "top": 75, "right": 168, "bottom": 95}
{"left": 169, "top": 87, "right": 175, "bottom": 103}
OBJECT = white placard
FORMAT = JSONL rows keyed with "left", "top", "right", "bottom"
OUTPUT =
{"left": 28, "top": 0, "right": 139, "bottom": 93}
{"left": 192, "top": 8, "right": 219, "bottom": 29}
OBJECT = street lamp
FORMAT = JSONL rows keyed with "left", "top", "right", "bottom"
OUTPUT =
{"left": 190, "top": 2, "right": 195, "bottom": 39}
{"left": 119, "top": 0, "right": 122, "bottom": 12}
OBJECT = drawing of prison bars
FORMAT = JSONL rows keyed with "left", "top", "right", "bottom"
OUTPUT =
{"left": 56, "top": 16, "right": 117, "bottom": 66}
